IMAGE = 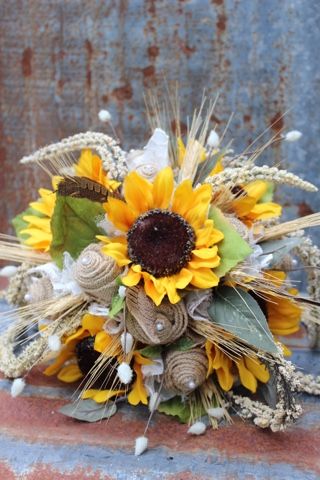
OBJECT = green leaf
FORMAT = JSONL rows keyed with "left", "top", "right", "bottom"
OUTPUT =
{"left": 12, "top": 206, "right": 44, "bottom": 241}
{"left": 139, "top": 345, "right": 162, "bottom": 359}
{"left": 50, "top": 195, "right": 105, "bottom": 268}
{"left": 109, "top": 294, "right": 125, "bottom": 319}
{"left": 209, "top": 207, "right": 252, "bottom": 277}
{"left": 259, "top": 182, "right": 275, "bottom": 203}
{"left": 168, "top": 337, "right": 194, "bottom": 352}
{"left": 59, "top": 399, "right": 117, "bottom": 423}
{"left": 208, "top": 286, "right": 278, "bottom": 354}
{"left": 259, "top": 237, "right": 302, "bottom": 268}
{"left": 158, "top": 397, "right": 191, "bottom": 423}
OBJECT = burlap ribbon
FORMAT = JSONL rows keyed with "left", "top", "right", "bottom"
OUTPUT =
{"left": 163, "top": 348, "right": 208, "bottom": 394}
{"left": 126, "top": 286, "right": 188, "bottom": 345}
{"left": 73, "top": 243, "right": 120, "bottom": 305}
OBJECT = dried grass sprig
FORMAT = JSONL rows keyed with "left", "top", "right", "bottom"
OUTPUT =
{"left": 205, "top": 165, "right": 317, "bottom": 192}
{"left": 20, "top": 132, "right": 127, "bottom": 180}
{"left": 261, "top": 214, "right": 320, "bottom": 241}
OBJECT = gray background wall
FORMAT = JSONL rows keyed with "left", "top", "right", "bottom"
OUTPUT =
{"left": 1, "top": 0, "right": 319, "bottom": 235}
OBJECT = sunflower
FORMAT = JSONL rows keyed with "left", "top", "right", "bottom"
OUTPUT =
{"left": 21, "top": 179, "right": 58, "bottom": 252}
{"left": 100, "top": 167, "right": 224, "bottom": 305}
{"left": 44, "top": 313, "right": 153, "bottom": 404}
{"left": 75, "top": 149, "right": 120, "bottom": 192}
{"left": 21, "top": 149, "right": 119, "bottom": 252}
{"left": 254, "top": 270, "right": 302, "bottom": 356}
{"left": 231, "top": 180, "right": 282, "bottom": 226}
{"left": 205, "top": 341, "right": 270, "bottom": 393}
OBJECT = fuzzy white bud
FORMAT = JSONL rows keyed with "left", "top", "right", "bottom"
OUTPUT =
{"left": 207, "top": 407, "right": 225, "bottom": 419}
{"left": 118, "top": 286, "right": 126, "bottom": 298}
{"left": 187, "top": 421, "right": 206, "bottom": 435}
{"left": 24, "top": 293, "right": 32, "bottom": 303}
{"left": 284, "top": 130, "right": 302, "bottom": 142}
{"left": 11, "top": 378, "right": 26, "bottom": 397}
{"left": 134, "top": 436, "right": 148, "bottom": 456}
{"left": 0, "top": 265, "right": 18, "bottom": 278}
{"left": 117, "top": 362, "right": 133, "bottom": 384}
{"left": 98, "top": 109, "right": 112, "bottom": 123}
{"left": 120, "top": 332, "right": 134, "bottom": 354}
{"left": 48, "top": 334, "right": 62, "bottom": 352}
{"left": 207, "top": 130, "right": 220, "bottom": 148}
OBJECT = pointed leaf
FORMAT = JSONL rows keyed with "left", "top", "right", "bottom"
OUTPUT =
{"left": 158, "top": 397, "right": 191, "bottom": 423}
{"left": 209, "top": 207, "right": 252, "bottom": 277}
{"left": 208, "top": 287, "right": 278, "bottom": 354}
{"left": 139, "top": 345, "right": 162, "bottom": 359}
{"left": 109, "top": 294, "right": 125, "bottom": 318}
{"left": 50, "top": 195, "right": 105, "bottom": 268}
{"left": 59, "top": 399, "right": 117, "bottom": 422}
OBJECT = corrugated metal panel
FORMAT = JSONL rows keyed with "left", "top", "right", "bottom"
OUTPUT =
{"left": 1, "top": 0, "right": 320, "bottom": 234}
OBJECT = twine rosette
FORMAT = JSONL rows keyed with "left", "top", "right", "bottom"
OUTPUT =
{"left": 163, "top": 347, "right": 208, "bottom": 394}
{"left": 73, "top": 243, "right": 121, "bottom": 305}
{"left": 126, "top": 286, "right": 188, "bottom": 345}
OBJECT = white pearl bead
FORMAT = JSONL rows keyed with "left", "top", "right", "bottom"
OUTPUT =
{"left": 81, "top": 256, "right": 91, "bottom": 266}
{"left": 188, "top": 380, "right": 196, "bottom": 390}
{"left": 24, "top": 293, "right": 32, "bottom": 302}
{"left": 156, "top": 322, "right": 164, "bottom": 332}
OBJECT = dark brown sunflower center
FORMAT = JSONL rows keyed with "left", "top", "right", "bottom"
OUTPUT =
{"left": 127, "top": 209, "right": 195, "bottom": 278}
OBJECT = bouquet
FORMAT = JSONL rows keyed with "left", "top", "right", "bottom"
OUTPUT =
{"left": 1, "top": 98, "right": 319, "bottom": 455}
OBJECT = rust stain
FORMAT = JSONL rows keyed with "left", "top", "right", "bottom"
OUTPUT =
{"left": 101, "top": 94, "right": 109, "bottom": 103}
{"left": 216, "top": 14, "right": 227, "bottom": 33}
{"left": 142, "top": 65, "right": 155, "bottom": 78}
{"left": 21, "top": 48, "right": 33, "bottom": 77}
{"left": 270, "top": 111, "right": 284, "bottom": 134}
{"left": 85, "top": 39, "right": 93, "bottom": 88}
{"left": 112, "top": 83, "right": 133, "bottom": 101}
{"left": 171, "top": 119, "right": 188, "bottom": 136}
{"left": 212, "top": 0, "right": 224, "bottom": 5}
{"left": 146, "top": 0, "right": 156, "bottom": 15}
{"left": 147, "top": 45, "right": 159, "bottom": 59}
{"left": 243, "top": 114, "right": 251, "bottom": 123}
{"left": 298, "top": 202, "right": 315, "bottom": 217}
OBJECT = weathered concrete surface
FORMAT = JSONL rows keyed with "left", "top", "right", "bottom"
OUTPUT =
{"left": 0, "top": 331, "right": 319, "bottom": 479}
{"left": 0, "top": 0, "right": 320, "bottom": 236}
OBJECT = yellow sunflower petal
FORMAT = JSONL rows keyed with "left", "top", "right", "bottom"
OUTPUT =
{"left": 82, "top": 314, "right": 105, "bottom": 336}
{"left": 232, "top": 196, "right": 257, "bottom": 218}
{"left": 102, "top": 242, "right": 131, "bottom": 267}
{"left": 195, "top": 220, "right": 224, "bottom": 248}
{"left": 216, "top": 366, "right": 234, "bottom": 391}
{"left": 236, "top": 358, "right": 258, "bottom": 393}
{"left": 82, "top": 388, "right": 125, "bottom": 403}
{"left": 43, "top": 348, "right": 75, "bottom": 376}
{"left": 209, "top": 158, "right": 224, "bottom": 176}
{"left": 94, "top": 331, "right": 114, "bottom": 354}
{"left": 122, "top": 267, "right": 142, "bottom": 287}
{"left": 104, "top": 197, "right": 137, "bottom": 232}
{"left": 127, "top": 363, "right": 148, "bottom": 406}
{"left": 247, "top": 202, "right": 282, "bottom": 221}
{"left": 58, "top": 364, "right": 83, "bottom": 383}
{"left": 189, "top": 267, "right": 219, "bottom": 289}
{"left": 152, "top": 167, "right": 174, "bottom": 209}
{"left": 143, "top": 276, "right": 166, "bottom": 306}
{"left": 244, "top": 357, "right": 270, "bottom": 384}
{"left": 123, "top": 171, "right": 153, "bottom": 215}
{"left": 65, "top": 327, "right": 87, "bottom": 344}
{"left": 243, "top": 180, "right": 268, "bottom": 201}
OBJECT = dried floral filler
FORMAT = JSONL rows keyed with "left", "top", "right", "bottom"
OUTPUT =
{"left": 1, "top": 100, "right": 320, "bottom": 456}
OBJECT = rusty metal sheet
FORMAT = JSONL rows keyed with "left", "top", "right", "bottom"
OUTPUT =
{"left": 1, "top": 0, "right": 320, "bottom": 235}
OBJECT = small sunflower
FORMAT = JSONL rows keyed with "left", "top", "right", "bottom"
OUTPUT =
{"left": 100, "top": 167, "right": 224, "bottom": 305}
{"left": 21, "top": 150, "right": 119, "bottom": 252}
{"left": 253, "top": 270, "right": 302, "bottom": 356}
{"left": 205, "top": 341, "right": 270, "bottom": 393}
{"left": 75, "top": 149, "right": 120, "bottom": 192}
{"left": 232, "top": 180, "right": 282, "bottom": 226}
{"left": 21, "top": 179, "right": 58, "bottom": 252}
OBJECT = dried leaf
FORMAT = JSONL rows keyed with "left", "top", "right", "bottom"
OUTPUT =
{"left": 59, "top": 399, "right": 117, "bottom": 423}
